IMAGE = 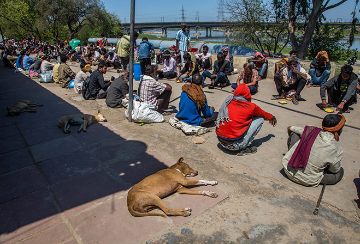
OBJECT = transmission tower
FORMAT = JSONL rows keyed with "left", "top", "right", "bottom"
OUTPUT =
{"left": 195, "top": 11, "right": 200, "bottom": 22}
{"left": 217, "top": 0, "right": 225, "bottom": 22}
{"left": 180, "top": 5, "right": 186, "bottom": 22}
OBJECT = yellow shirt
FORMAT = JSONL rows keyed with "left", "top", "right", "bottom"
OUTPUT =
{"left": 52, "top": 63, "right": 61, "bottom": 83}
{"left": 117, "top": 36, "right": 130, "bottom": 58}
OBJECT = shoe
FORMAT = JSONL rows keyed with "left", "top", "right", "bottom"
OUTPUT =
{"left": 237, "top": 146, "right": 257, "bottom": 156}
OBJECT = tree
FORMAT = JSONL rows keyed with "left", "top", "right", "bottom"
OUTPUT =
{"left": 226, "top": 0, "right": 289, "bottom": 54}
{"left": 285, "top": 0, "right": 353, "bottom": 59}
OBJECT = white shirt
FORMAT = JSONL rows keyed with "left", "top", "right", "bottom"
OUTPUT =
{"left": 74, "top": 70, "right": 88, "bottom": 94}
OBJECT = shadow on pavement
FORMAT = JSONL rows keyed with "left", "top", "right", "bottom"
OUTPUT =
{"left": 0, "top": 62, "right": 169, "bottom": 243}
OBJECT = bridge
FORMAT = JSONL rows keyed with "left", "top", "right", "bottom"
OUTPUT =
{"left": 121, "top": 21, "right": 358, "bottom": 38}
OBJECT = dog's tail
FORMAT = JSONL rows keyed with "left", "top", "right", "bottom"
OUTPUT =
{"left": 128, "top": 205, "right": 167, "bottom": 218}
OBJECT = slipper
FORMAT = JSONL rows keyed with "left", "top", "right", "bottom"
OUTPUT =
{"left": 292, "top": 98, "right": 299, "bottom": 105}
{"left": 162, "top": 111, "right": 172, "bottom": 115}
{"left": 279, "top": 101, "right": 287, "bottom": 104}
{"left": 272, "top": 95, "right": 285, "bottom": 100}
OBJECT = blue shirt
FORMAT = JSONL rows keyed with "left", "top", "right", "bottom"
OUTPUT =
{"left": 176, "top": 92, "right": 213, "bottom": 126}
{"left": 176, "top": 30, "right": 190, "bottom": 52}
{"left": 138, "top": 41, "right": 154, "bottom": 59}
{"left": 16, "top": 55, "right": 22, "bottom": 68}
{"left": 22, "top": 55, "right": 34, "bottom": 70}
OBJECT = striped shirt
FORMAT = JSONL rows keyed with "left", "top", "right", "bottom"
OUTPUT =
{"left": 176, "top": 30, "right": 190, "bottom": 51}
{"left": 138, "top": 75, "right": 166, "bottom": 109}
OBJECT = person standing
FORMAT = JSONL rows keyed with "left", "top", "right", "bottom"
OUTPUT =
{"left": 138, "top": 37, "right": 154, "bottom": 74}
{"left": 176, "top": 23, "right": 190, "bottom": 68}
{"left": 116, "top": 32, "right": 139, "bottom": 70}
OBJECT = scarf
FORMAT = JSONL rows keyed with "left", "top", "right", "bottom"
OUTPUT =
{"left": 287, "top": 126, "right": 322, "bottom": 170}
{"left": 287, "top": 64, "right": 301, "bottom": 80}
{"left": 322, "top": 114, "right": 345, "bottom": 141}
{"left": 222, "top": 46, "right": 230, "bottom": 60}
{"left": 255, "top": 51, "right": 267, "bottom": 62}
{"left": 182, "top": 84, "right": 206, "bottom": 109}
{"left": 216, "top": 95, "right": 249, "bottom": 128}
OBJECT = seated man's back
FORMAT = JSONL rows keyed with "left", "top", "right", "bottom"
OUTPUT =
{"left": 282, "top": 114, "right": 345, "bottom": 186}
{"left": 106, "top": 72, "right": 129, "bottom": 108}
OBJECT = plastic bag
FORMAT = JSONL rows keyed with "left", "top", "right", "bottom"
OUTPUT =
{"left": 39, "top": 71, "right": 54, "bottom": 83}
{"left": 168, "top": 117, "right": 210, "bottom": 135}
{"left": 125, "top": 100, "right": 164, "bottom": 123}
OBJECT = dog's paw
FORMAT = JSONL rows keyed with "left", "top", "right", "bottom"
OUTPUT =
{"left": 183, "top": 208, "right": 192, "bottom": 217}
{"left": 209, "top": 181, "right": 218, "bottom": 186}
{"left": 203, "top": 191, "right": 218, "bottom": 198}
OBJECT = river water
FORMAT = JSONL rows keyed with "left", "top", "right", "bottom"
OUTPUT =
{"left": 145, "top": 29, "right": 360, "bottom": 51}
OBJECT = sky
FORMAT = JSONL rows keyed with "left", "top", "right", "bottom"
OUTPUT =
{"left": 101, "top": 0, "right": 358, "bottom": 24}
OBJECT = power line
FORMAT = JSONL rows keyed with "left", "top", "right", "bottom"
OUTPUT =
{"left": 217, "top": 0, "right": 225, "bottom": 22}
{"left": 181, "top": 5, "right": 186, "bottom": 22}
{"left": 195, "top": 11, "right": 200, "bottom": 22}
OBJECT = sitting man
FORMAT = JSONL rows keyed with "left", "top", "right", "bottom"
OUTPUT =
{"left": 176, "top": 74, "right": 217, "bottom": 126}
{"left": 30, "top": 53, "right": 44, "bottom": 72}
{"left": 58, "top": 54, "right": 76, "bottom": 88}
{"left": 321, "top": 64, "right": 357, "bottom": 113}
{"left": 87, "top": 62, "right": 111, "bottom": 99}
{"left": 139, "top": 65, "right": 172, "bottom": 115}
{"left": 22, "top": 50, "right": 35, "bottom": 70}
{"left": 248, "top": 52, "right": 268, "bottom": 79}
{"left": 273, "top": 56, "right": 310, "bottom": 105}
{"left": 231, "top": 63, "right": 259, "bottom": 94}
{"left": 106, "top": 71, "right": 130, "bottom": 108}
{"left": 274, "top": 50, "right": 298, "bottom": 75}
{"left": 282, "top": 114, "right": 345, "bottom": 186}
{"left": 158, "top": 50, "right": 177, "bottom": 79}
{"left": 202, "top": 52, "right": 231, "bottom": 88}
{"left": 176, "top": 52, "right": 199, "bottom": 83}
{"left": 40, "top": 55, "right": 55, "bottom": 73}
{"left": 195, "top": 45, "right": 212, "bottom": 71}
{"left": 74, "top": 63, "right": 92, "bottom": 94}
{"left": 216, "top": 83, "right": 277, "bottom": 156}
{"left": 222, "top": 46, "right": 233, "bottom": 73}
{"left": 308, "top": 51, "right": 331, "bottom": 87}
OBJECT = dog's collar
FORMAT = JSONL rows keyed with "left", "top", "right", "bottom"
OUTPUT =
{"left": 175, "top": 168, "right": 185, "bottom": 177}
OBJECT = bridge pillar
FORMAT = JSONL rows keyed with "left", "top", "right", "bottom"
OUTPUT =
{"left": 209, "top": 27, "right": 212, "bottom": 37}
{"left": 138, "top": 29, "right": 143, "bottom": 34}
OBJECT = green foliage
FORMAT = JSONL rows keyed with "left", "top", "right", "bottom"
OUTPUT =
{"left": 308, "top": 24, "right": 353, "bottom": 62}
{"left": 0, "top": 0, "right": 122, "bottom": 42}
{"left": 226, "top": 0, "right": 289, "bottom": 54}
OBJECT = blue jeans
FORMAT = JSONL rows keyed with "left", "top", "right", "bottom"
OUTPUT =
{"left": 220, "top": 117, "right": 264, "bottom": 151}
{"left": 178, "top": 74, "right": 192, "bottom": 83}
{"left": 308, "top": 69, "right": 330, "bottom": 85}
{"left": 231, "top": 83, "right": 257, "bottom": 94}
{"left": 202, "top": 70, "right": 212, "bottom": 85}
{"left": 202, "top": 71, "right": 228, "bottom": 86}
{"left": 250, "top": 62, "right": 268, "bottom": 78}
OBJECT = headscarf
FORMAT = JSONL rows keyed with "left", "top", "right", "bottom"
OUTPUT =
{"left": 216, "top": 83, "right": 250, "bottom": 128}
{"left": 182, "top": 83, "right": 206, "bottom": 109}
{"left": 255, "top": 51, "right": 267, "bottom": 62}
{"left": 222, "top": 46, "right": 230, "bottom": 60}
{"left": 322, "top": 114, "right": 345, "bottom": 141}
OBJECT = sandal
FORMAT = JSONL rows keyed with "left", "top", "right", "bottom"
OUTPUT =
{"left": 162, "top": 111, "right": 172, "bottom": 115}
{"left": 292, "top": 98, "right": 299, "bottom": 105}
{"left": 237, "top": 146, "right": 257, "bottom": 156}
{"left": 272, "top": 95, "right": 285, "bottom": 100}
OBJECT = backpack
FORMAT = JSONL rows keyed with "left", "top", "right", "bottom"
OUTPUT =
{"left": 82, "top": 77, "right": 91, "bottom": 100}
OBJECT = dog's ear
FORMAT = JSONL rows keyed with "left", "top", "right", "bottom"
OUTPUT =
{"left": 177, "top": 157, "right": 184, "bottom": 164}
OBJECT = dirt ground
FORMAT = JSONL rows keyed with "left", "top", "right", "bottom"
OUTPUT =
{"left": 32, "top": 60, "right": 360, "bottom": 243}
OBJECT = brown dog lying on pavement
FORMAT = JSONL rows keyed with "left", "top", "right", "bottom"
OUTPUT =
{"left": 58, "top": 109, "right": 107, "bottom": 133}
{"left": 127, "top": 157, "right": 218, "bottom": 217}
{"left": 7, "top": 100, "right": 43, "bottom": 116}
